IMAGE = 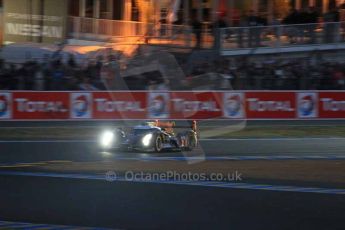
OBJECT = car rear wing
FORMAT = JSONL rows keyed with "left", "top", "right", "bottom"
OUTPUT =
{"left": 154, "top": 120, "right": 198, "bottom": 133}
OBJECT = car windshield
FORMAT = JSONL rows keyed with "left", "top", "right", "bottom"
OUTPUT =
{"left": 131, "top": 128, "right": 155, "bottom": 135}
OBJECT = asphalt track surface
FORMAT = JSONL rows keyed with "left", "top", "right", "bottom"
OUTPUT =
{"left": 1, "top": 138, "right": 345, "bottom": 164}
{"left": 0, "top": 121, "right": 345, "bottom": 229}
{"left": 0, "top": 174, "right": 344, "bottom": 230}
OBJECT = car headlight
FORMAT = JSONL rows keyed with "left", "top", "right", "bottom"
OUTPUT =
{"left": 142, "top": 133, "right": 153, "bottom": 146}
{"left": 100, "top": 131, "right": 114, "bottom": 148}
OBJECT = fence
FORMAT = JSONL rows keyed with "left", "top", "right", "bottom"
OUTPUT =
{"left": 220, "top": 22, "right": 345, "bottom": 51}
{"left": 68, "top": 16, "right": 194, "bottom": 47}
{"left": 68, "top": 17, "right": 223, "bottom": 48}
{"left": 0, "top": 91, "right": 345, "bottom": 120}
{"left": 68, "top": 18, "right": 345, "bottom": 52}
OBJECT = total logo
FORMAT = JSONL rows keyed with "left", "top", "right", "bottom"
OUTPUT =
{"left": 247, "top": 99, "right": 294, "bottom": 112}
{"left": 298, "top": 93, "right": 318, "bottom": 118}
{"left": 223, "top": 93, "right": 244, "bottom": 118}
{"left": 15, "top": 99, "right": 68, "bottom": 113}
{"left": 0, "top": 93, "right": 11, "bottom": 119}
{"left": 148, "top": 92, "right": 169, "bottom": 119}
{"left": 95, "top": 98, "right": 145, "bottom": 112}
{"left": 71, "top": 93, "right": 92, "bottom": 119}
{"left": 321, "top": 98, "right": 345, "bottom": 112}
{"left": 171, "top": 99, "right": 221, "bottom": 113}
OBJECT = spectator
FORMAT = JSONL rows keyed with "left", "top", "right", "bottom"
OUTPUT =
{"left": 100, "top": 62, "right": 115, "bottom": 90}
{"left": 67, "top": 54, "right": 77, "bottom": 68}
{"left": 7, "top": 64, "right": 18, "bottom": 90}
{"left": 236, "top": 13, "right": 248, "bottom": 48}
{"left": 306, "top": 7, "right": 319, "bottom": 43}
{"left": 332, "top": 66, "right": 345, "bottom": 89}
{"left": 51, "top": 60, "right": 66, "bottom": 91}
{"left": 191, "top": 14, "right": 202, "bottom": 49}
{"left": 283, "top": 9, "right": 302, "bottom": 43}
{"left": 22, "top": 61, "right": 37, "bottom": 90}
{"left": 247, "top": 10, "right": 262, "bottom": 47}
{"left": 271, "top": 14, "right": 281, "bottom": 42}
{"left": 283, "top": 9, "right": 299, "bottom": 25}
{"left": 219, "top": 74, "right": 232, "bottom": 90}
{"left": 109, "top": 55, "right": 126, "bottom": 90}
{"left": 1, "top": 49, "right": 345, "bottom": 92}
{"left": 34, "top": 69, "right": 45, "bottom": 91}
{"left": 0, "top": 59, "right": 6, "bottom": 90}
{"left": 213, "top": 14, "right": 229, "bottom": 49}
{"left": 323, "top": 8, "right": 340, "bottom": 43}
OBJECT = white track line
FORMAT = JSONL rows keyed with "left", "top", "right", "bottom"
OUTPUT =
{"left": 0, "top": 171, "right": 344, "bottom": 195}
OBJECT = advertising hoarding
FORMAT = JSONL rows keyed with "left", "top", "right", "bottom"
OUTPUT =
{"left": 246, "top": 92, "right": 296, "bottom": 119}
{"left": 1, "top": 91, "right": 345, "bottom": 120}
{"left": 3, "top": 0, "right": 68, "bottom": 44}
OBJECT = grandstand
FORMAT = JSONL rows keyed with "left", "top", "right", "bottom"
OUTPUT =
{"left": 1, "top": 1, "right": 345, "bottom": 91}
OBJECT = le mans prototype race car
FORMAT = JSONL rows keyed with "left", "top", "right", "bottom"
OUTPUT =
{"left": 99, "top": 121, "right": 198, "bottom": 152}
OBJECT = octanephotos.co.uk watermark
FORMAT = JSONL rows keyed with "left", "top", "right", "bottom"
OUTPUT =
{"left": 105, "top": 170, "right": 243, "bottom": 183}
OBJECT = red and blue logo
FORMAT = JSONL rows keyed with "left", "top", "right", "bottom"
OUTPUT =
{"left": 0, "top": 94, "right": 10, "bottom": 119}
{"left": 71, "top": 93, "right": 91, "bottom": 119}
{"left": 224, "top": 93, "right": 244, "bottom": 118}
{"left": 73, "top": 95, "right": 88, "bottom": 117}
{"left": 148, "top": 93, "right": 169, "bottom": 119}
{"left": 298, "top": 93, "right": 317, "bottom": 118}
{"left": 226, "top": 95, "right": 241, "bottom": 116}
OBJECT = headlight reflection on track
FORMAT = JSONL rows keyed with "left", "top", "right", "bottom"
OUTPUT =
{"left": 100, "top": 151, "right": 112, "bottom": 157}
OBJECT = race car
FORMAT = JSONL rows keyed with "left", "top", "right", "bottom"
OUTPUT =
{"left": 99, "top": 121, "right": 198, "bottom": 152}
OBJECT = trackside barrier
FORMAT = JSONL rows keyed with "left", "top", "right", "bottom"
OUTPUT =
{"left": 0, "top": 91, "right": 345, "bottom": 120}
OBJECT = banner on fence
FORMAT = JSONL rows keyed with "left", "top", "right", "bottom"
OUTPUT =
{"left": 245, "top": 92, "right": 296, "bottom": 119}
{"left": 93, "top": 92, "right": 146, "bottom": 119}
{"left": 13, "top": 92, "right": 69, "bottom": 120}
{"left": 0, "top": 91, "right": 345, "bottom": 120}
{"left": 319, "top": 92, "right": 345, "bottom": 118}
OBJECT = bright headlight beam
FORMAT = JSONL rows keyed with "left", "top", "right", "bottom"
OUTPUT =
{"left": 142, "top": 133, "right": 153, "bottom": 146}
{"left": 100, "top": 131, "right": 114, "bottom": 148}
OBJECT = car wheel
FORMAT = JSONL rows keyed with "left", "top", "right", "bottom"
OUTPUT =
{"left": 154, "top": 136, "right": 163, "bottom": 152}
